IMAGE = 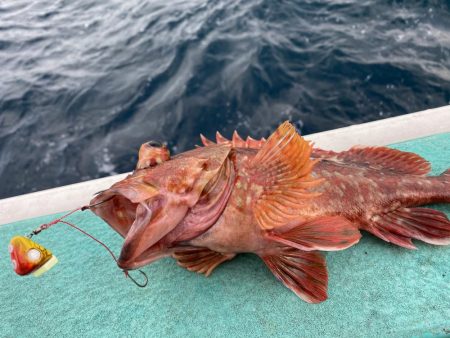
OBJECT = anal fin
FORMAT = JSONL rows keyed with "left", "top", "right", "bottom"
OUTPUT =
{"left": 261, "top": 246, "right": 328, "bottom": 303}
{"left": 364, "top": 207, "right": 450, "bottom": 249}
{"left": 172, "top": 247, "right": 235, "bottom": 277}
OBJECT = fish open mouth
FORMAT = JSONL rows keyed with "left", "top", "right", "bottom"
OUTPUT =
{"left": 90, "top": 191, "right": 189, "bottom": 271}
{"left": 89, "top": 197, "right": 167, "bottom": 270}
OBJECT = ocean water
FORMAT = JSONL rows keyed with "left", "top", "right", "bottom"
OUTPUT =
{"left": 1, "top": 0, "right": 449, "bottom": 198}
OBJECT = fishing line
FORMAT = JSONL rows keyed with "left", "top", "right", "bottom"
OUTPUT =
{"left": 27, "top": 200, "right": 148, "bottom": 288}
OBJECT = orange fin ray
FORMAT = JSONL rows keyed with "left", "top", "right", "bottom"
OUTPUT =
{"left": 260, "top": 246, "right": 328, "bottom": 303}
{"left": 267, "top": 216, "right": 361, "bottom": 251}
{"left": 364, "top": 207, "right": 450, "bottom": 249}
{"left": 250, "top": 121, "right": 324, "bottom": 230}
{"left": 173, "top": 247, "right": 235, "bottom": 277}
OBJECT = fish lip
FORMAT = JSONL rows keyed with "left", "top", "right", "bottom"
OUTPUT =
{"left": 117, "top": 242, "right": 169, "bottom": 270}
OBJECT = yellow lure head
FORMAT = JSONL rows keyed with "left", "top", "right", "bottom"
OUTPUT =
{"left": 9, "top": 236, "right": 58, "bottom": 277}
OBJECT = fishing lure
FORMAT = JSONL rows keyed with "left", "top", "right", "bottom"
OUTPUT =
{"left": 9, "top": 204, "right": 148, "bottom": 286}
{"left": 9, "top": 236, "right": 58, "bottom": 277}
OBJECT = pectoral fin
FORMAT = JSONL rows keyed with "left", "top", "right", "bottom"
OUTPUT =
{"left": 260, "top": 246, "right": 328, "bottom": 303}
{"left": 173, "top": 247, "right": 235, "bottom": 276}
{"left": 249, "top": 121, "right": 324, "bottom": 230}
{"left": 267, "top": 216, "right": 361, "bottom": 251}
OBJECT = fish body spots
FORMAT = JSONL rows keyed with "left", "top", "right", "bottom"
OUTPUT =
{"left": 320, "top": 170, "right": 330, "bottom": 177}
{"left": 246, "top": 196, "right": 252, "bottom": 206}
{"left": 371, "top": 215, "right": 381, "bottom": 222}
{"left": 310, "top": 161, "right": 413, "bottom": 219}
{"left": 251, "top": 184, "right": 264, "bottom": 196}
{"left": 235, "top": 196, "right": 244, "bottom": 209}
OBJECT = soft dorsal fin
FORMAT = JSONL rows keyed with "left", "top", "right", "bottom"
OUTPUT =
{"left": 327, "top": 146, "right": 431, "bottom": 176}
{"left": 250, "top": 121, "right": 323, "bottom": 230}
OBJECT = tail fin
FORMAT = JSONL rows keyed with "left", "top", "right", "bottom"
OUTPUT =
{"left": 437, "top": 168, "right": 450, "bottom": 203}
{"left": 440, "top": 168, "right": 450, "bottom": 181}
{"left": 363, "top": 207, "right": 450, "bottom": 249}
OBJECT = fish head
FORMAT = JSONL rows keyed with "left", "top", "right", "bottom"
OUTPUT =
{"left": 90, "top": 144, "right": 231, "bottom": 270}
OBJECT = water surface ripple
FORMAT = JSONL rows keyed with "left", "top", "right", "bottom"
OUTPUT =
{"left": 1, "top": 0, "right": 450, "bottom": 198}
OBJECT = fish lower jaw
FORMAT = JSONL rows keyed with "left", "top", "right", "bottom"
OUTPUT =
{"left": 117, "top": 245, "right": 170, "bottom": 270}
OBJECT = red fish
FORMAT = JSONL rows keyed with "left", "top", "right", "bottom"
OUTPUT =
{"left": 90, "top": 122, "right": 450, "bottom": 303}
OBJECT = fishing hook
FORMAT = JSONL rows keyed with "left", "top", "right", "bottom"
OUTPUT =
{"left": 81, "top": 196, "right": 114, "bottom": 211}
{"left": 125, "top": 269, "right": 148, "bottom": 288}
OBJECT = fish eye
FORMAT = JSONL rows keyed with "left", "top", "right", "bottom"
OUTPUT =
{"left": 27, "top": 248, "right": 42, "bottom": 262}
{"left": 146, "top": 141, "right": 162, "bottom": 148}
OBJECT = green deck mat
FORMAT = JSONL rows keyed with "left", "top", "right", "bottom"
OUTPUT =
{"left": 1, "top": 133, "right": 449, "bottom": 338}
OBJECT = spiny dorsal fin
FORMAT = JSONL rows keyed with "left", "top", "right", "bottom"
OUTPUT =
{"left": 246, "top": 136, "right": 265, "bottom": 149}
{"left": 200, "top": 131, "right": 267, "bottom": 149}
{"left": 250, "top": 121, "right": 323, "bottom": 230}
{"left": 200, "top": 134, "right": 216, "bottom": 146}
{"left": 333, "top": 146, "right": 431, "bottom": 176}
{"left": 216, "top": 131, "right": 229, "bottom": 144}
{"left": 232, "top": 131, "right": 246, "bottom": 147}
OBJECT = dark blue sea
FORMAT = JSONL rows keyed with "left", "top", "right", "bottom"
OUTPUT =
{"left": 1, "top": 0, "right": 450, "bottom": 198}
